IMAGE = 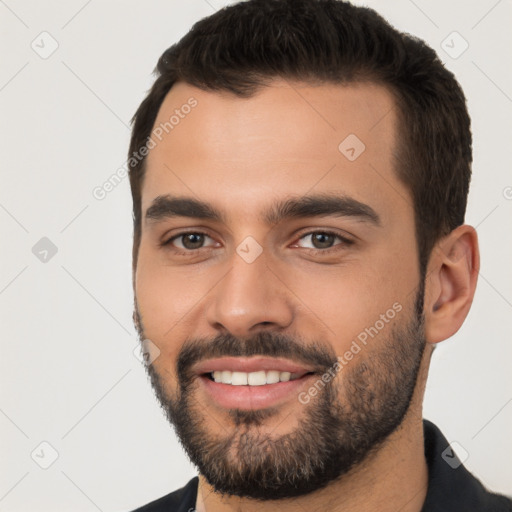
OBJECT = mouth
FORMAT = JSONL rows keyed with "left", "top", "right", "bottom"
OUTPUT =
{"left": 193, "top": 356, "right": 318, "bottom": 410}
{"left": 205, "top": 369, "right": 309, "bottom": 385}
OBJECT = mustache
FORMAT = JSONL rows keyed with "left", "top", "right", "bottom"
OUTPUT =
{"left": 176, "top": 331, "right": 339, "bottom": 383}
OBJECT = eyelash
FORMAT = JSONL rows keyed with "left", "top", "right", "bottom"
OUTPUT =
{"left": 160, "top": 229, "right": 354, "bottom": 256}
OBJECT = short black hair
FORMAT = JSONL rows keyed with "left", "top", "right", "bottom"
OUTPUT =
{"left": 128, "top": 0, "right": 472, "bottom": 277}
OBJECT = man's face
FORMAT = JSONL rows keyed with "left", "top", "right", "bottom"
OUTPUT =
{"left": 134, "top": 80, "right": 426, "bottom": 498}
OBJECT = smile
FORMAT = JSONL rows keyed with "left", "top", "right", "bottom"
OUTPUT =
{"left": 209, "top": 370, "right": 306, "bottom": 385}
{"left": 193, "top": 356, "right": 318, "bottom": 410}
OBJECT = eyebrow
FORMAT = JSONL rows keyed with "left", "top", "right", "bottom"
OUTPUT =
{"left": 144, "top": 193, "right": 381, "bottom": 227}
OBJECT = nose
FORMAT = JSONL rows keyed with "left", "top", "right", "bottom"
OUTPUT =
{"left": 206, "top": 251, "right": 294, "bottom": 338}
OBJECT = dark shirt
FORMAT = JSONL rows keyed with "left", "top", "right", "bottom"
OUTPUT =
{"left": 131, "top": 419, "right": 512, "bottom": 511}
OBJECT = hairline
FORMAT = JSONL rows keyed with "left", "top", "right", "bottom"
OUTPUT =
{"left": 132, "top": 76, "right": 425, "bottom": 278}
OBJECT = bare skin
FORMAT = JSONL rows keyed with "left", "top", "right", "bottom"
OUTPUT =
{"left": 135, "top": 80, "right": 479, "bottom": 512}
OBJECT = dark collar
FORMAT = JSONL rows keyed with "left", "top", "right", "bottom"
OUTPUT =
{"left": 131, "top": 420, "right": 512, "bottom": 511}
{"left": 421, "top": 419, "right": 511, "bottom": 511}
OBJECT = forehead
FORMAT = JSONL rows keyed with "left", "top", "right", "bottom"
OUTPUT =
{"left": 141, "top": 79, "right": 409, "bottom": 223}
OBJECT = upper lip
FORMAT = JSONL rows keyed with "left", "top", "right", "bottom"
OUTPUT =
{"left": 193, "top": 356, "right": 315, "bottom": 376}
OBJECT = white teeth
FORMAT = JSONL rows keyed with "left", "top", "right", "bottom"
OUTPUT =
{"left": 211, "top": 370, "right": 306, "bottom": 385}
{"left": 266, "top": 370, "right": 280, "bottom": 384}
{"left": 280, "top": 371, "right": 291, "bottom": 382}
{"left": 247, "top": 370, "right": 267, "bottom": 386}
{"left": 231, "top": 371, "right": 248, "bottom": 386}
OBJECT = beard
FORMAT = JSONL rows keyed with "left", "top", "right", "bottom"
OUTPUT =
{"left": 135, "top": 288, "right": 426, "bottom": 501}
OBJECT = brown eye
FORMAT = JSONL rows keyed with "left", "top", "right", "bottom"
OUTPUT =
{"left": 163, "top": 232, "right": 217, "bottom": 251}
{"left": 179, "top": 233, "right": 205, "bottom": 249}
{"left": 310, "top": 232, "right": 336, "bottom": 249}
{"left": 297, "top": 231, "right": 345, "bottom": 250}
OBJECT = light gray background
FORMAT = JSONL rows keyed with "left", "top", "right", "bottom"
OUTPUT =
{"left": 1, "top": 1, "right": 511, "bottom": 510}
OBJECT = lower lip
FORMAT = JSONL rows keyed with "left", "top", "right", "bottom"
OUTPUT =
{"left": 198, "top": 374, "right": 316, "bottom": 410}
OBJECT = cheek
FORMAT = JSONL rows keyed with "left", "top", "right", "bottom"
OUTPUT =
{"left": 135, "top": 246, "right": 192, "bottom": 367}
{"left": 136, "top": 241, "right": 202, "bottom": 324}
{"left": 284, "top": 252, "right": 416, "bottom": 352}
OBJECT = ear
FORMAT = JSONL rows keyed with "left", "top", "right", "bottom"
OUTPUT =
{"left": 424, "top": 225, "right": 480, "bottom": 344}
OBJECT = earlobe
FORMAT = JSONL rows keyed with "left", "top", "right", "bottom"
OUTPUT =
{"left": 424, "top": 225, "right": 480, "bottom": 344}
